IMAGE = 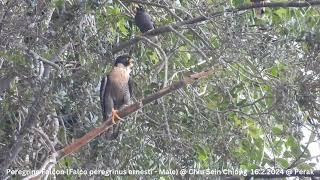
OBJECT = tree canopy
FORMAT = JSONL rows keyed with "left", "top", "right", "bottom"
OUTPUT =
{"left": 0, "top": 0, "right": 320, "bottom": 179}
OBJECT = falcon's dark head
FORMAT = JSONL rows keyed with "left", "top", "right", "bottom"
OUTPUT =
{"left": 114, "top": 55, "right": 134, "bottom": 68}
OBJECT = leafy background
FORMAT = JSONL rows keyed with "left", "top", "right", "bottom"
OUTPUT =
{"left": 0, "top": 0, "right": 319, "bottom": 179}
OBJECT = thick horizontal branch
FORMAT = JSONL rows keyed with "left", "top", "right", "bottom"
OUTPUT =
{"left": 56, "top": 67, "right": 215, "bottom": 159}
{"left": 112, "top": 1, "right": 320, "bottom": 54}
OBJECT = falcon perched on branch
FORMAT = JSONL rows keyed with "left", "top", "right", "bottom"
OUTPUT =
{"left": 251, "top": 0, "right": 268, "bottom": 17}
{"left": 100, "top": 55, "right": 134, "bottom": 139}
{"left": 134, "top": 5, "right": 155, "bottom": 33}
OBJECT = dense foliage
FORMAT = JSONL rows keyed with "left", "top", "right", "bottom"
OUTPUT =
{"left": 0, "top": 0, "right": 319, "bottom": 179}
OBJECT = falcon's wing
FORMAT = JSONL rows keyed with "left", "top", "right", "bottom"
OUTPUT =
{"left": 100, "top": 75, "right": 112, "bottom": 119}
{"left": 128, "top": 76, "right": 133, "bottom": 97}
{"left": 100, "top": 75, "right": 118, "bottom": 140}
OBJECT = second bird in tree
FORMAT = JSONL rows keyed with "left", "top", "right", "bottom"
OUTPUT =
{"left": 134, "top": 5, "right": 155, "bottom": 33}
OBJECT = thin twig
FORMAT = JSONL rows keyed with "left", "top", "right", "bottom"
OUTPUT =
{"left": 117, "top": 0, "right": 135, "bottom": 17}
{"left": 18, "top": 45, "right": 60, "bottom": 70}
{"left": 138, "top": 36, "right": 168, "bottom": 86}
{"left": 123, "top": 0, "right": 167, "bottom": 8}
{"left": 32, "top": 127, "right": 56, "bottom": 153}
{"left": 169, "top": 26, "right": 208, "bottom": 60}
{"left": 161, "top": 100, "right": 172, "bottom": 141}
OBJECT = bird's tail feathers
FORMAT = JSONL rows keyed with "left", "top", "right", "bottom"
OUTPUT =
{"left": 104, "top": 124, "right": 120, "bottom": 140}
{"left": 254, "top": 7, "right": 265, "bottom": 18}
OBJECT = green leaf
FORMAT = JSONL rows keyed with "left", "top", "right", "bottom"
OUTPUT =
{"left": 232, "top": 0, "right": 245, "bottom": 7}
{"left": 147, "top": 51, "right": 158, "bottom": 64}
{"left": 270, "top": 66, "right": 278, "bottom": 76}
{"left": 273, "top": 8, "right": 289, "bottom": 19}
{"left": 159, "top": 177, "right": 169, "bottom": 180}
{"left": 117, "top": 18, "right": 128, "bottom": 36}
{"left": 285, "top": 135, "right": 298, "bottom": 148}
{"left": 54, "top": 0, "right": 64, "bottom": 8}
{"left": 276, "top": 158, "right": 289, "bottom": 168}
{"left": 283, "top": 151, "right": 292, "bottom": 158}
{"left": 194, "top": 145, "right": 208, "bottom": 161}
{"left": 272, "top": 126, "right": 283, "bottom": 136}
{"left": 291, "top": 145, "right": 303, "bottom": 158}
{"left": 210, "top": 34, "right": 220, "bottom": 48}
{"left": 206, "top": 100, "right": 217, "bottom": 109}
{"left": 232, "top": 114, "right": 242, "bottom": 126}
{"left": 297, "top": 163, "right": 315, "bottom": 170}
{"left": 109, "top": 6, "right": 121, "bottom": 15}
{"left": 248, "top": 126, "right": 260, "bottom": 138}
{"left": 262, "top": 85, "right": 271, "bottom": 92}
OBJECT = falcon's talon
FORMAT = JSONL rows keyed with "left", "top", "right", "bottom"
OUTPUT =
{"left": 111, "top": 115, "right": 116, "bottom": 124}
{"left": 111, "top": 108, "right": 121, "bottom": 124}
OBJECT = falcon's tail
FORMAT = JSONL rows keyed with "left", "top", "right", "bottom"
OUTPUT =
{"left": 104, "top": 124, "right": 120, "bottom": 140}
{"left": 254, "top": 8, "right": 264, "bottom": 17}
{"left": 252, "top": 0, "right": 269, "bottom": 18}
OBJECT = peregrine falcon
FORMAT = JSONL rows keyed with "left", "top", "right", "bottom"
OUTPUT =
{"left": 134, "top": 5, "right": 155, "bottom": 33}
{"left": 100, "top": 55, "right": 134, "bottom": 139}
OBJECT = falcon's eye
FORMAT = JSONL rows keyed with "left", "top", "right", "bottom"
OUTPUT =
{"left": 128, "top": 58, "right": 134, "bottom": 64}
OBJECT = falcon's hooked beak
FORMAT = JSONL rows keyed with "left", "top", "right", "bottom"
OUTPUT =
{"left": 128, "top": 57, "right": 134, "bottom": 68}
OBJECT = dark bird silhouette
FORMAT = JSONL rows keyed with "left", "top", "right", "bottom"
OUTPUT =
{"left": 100, "top": 55, "right": 134, "bottom": 140}
{"left": 134, "top": 6, "right": 155, "bottom": 33}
